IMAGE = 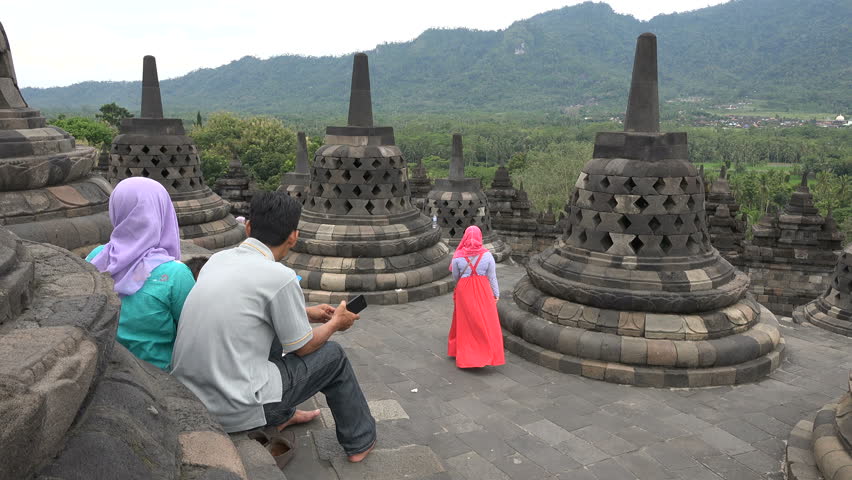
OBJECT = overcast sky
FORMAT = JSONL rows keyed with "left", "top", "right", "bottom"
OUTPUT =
{"left": 4, "top": 0, "right": 727, "bottom": 88}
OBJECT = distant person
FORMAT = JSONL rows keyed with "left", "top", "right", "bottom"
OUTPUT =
{"left": 171, "top": 192, "right": 376, "bottom": 463}
{"left": 448, "top": 226, "right": 505, "bottom": 368}
{"left": 86, "top": 177, "right": 195, "bottom": 370}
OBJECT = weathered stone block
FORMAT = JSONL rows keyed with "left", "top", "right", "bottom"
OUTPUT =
{"left": 0, "top": 326, "right": 98, "bottom": 480}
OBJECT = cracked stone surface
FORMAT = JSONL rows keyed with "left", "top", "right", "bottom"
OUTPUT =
{"left": 279, "top": 262, "right": 852, "bottom": 480}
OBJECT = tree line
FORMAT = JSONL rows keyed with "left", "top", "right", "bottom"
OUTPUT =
{"left": 49, "top": 107, "right": 852, "bottom": 241}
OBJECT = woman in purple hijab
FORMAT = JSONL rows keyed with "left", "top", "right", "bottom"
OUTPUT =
{"left": 86, "top": 177, "right": 195, "bottom": 370}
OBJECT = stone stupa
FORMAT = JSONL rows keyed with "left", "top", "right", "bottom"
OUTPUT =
{"left": 486, "top": 162, "right": 539, "bottom": 258}
{"left": 786, "top": 370, "right": 852, "bottom": 480}
{"left": 277, "top": 131, "right": 311, "bottom": 204}
{"left": 213, "top": 152, "right": 253, "bottom": 217}
{"left": 705, "top": 165, "right": 747, "bottom": 258}
{"left": 737, "top": 171, "right": 844, "bottom": 316}
{"left": 425, "top": 134, "right": 511, "bottom": 261}
{"left": 498, "top": 33, "right": 785, "bottom": 387}
{"left": 283, "top": 53, "right": 454, "bottom": 304}
{"left": 408, "top": 157, "right": 433, "bottom": 209}
{"left": 108, "top": 56, "right": 244, "bottom": 250}
{"left": 0, "top": 22, "right": 112, "bottom": 254}
{"left": 794, "top": 244, "right": 852, "bottom": 336}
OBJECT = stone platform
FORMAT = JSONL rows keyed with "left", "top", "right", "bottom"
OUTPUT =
{"left": 280, "top": 261, "right": 852, "bottom": 480}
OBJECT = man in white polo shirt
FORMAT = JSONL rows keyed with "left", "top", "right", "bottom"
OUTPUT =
{"left": 172, "top": 192, "right": 376, "bottom": 462}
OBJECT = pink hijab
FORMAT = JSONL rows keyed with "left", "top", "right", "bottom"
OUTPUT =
{"left": 450, "top": 226, "right": 489, "bottom": 270}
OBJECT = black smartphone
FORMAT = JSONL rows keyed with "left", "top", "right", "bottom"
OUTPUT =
{"left": 346, "top": 295, "right": 368, "bottom": 314}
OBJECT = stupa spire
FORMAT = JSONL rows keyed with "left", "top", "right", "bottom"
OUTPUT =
{"left": 141, "top": 55, "right": 164, "bottom": 119}
{"left": 347, "top": 53, "right": 373, "bottom": 127}
{"left": 800, "top": 169, "right": 809, "bottom": 189}
{"left": 295, "top": 131, "right": 309, "bottom": 174}
{"left": 449, "top": 133, "right": 464, "bottom": 180}
{"left": 0, "top": 21, "right": 27, "bottom": 109}
{"left": 623, "top": 33, "right": 660, "bottom": 133}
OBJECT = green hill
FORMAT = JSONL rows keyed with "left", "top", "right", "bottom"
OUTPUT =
{"left": 21, "top": 0, "right": 852, "bottom": 116}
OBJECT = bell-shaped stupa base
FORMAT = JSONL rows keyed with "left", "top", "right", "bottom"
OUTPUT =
{"left": 794, "top": 245, "right": 852, "bottom": 337}
{"left": 108, "top": 56, "right": 244, "bottom": 250}
{"left": 424, "top": 134, "right": 511, "bottom": 262}
{"left": 784, "top": 371, "right": 852, "bottom": 480}
{"left": 284, "top": 55, "right": 453, "bottom": 304}
{"left": 497, "top": 33, "right": 783, "bottom": 387}
{"left": 285, "top": 141, "right": 455, "bottom": 305}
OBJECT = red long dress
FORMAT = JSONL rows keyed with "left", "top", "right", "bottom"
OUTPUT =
{"left": 447, "top": 255, "right": 505, "bottom": 368}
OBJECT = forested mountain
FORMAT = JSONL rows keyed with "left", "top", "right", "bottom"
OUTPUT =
{"left": 22, "top": 0, "right": 851, "bottom": 115}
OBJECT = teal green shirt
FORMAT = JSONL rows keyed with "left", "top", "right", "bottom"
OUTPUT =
{"left": 87, "top": 245, "right": 195, "bottom": 370}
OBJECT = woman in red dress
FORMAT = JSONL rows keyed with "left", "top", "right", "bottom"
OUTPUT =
{"left": 447, "top": 226, "right": 505, "bottom": 368}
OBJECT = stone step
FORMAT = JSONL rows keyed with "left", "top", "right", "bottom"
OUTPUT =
{"left": 231, "top": 434, "right": 288, "bottom": 480}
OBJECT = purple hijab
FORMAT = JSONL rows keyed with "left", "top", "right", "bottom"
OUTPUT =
{"left": 91, "top": 177, "right": 181, "bottom": 297}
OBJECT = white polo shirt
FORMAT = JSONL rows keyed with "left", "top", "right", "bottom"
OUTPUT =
{"left": 171, "top": 238, "right": 313, "bottom": 432}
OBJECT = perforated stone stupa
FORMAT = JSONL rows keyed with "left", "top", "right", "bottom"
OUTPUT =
{"left": 794, "top": 244, "right": 852, "bottom": 337}
{"left": 737, "top": 172, "right": 844, "bottom": 316}
{"left": 408, "top": 157, "right": 433, "bottom": 209}
{"left": 214, "top": 153, "right": 253, "bottom": 217}
{"left": 277, "top": 131, "right": 311, "bottom": 204}
{"left": 705, "top": 165, "right": 746, "bottom": 258}
{"left": 0, "top": 22, "right": 112, "bottom": 253}
{"left": 109, "top": 56, "right": 244, "bottom": 250}
{"left": 425, "top": 134, "right": 510, "bottom": 261}
{"left": 283, "top": 53, "right": 453, "bottom": 304}
{"left": 498, "top": 33, "right": 784, "bottom": 387}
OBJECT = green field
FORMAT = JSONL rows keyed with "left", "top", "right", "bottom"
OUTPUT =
{"left": 705, "top": 101, "right": 843, "bottom": 121}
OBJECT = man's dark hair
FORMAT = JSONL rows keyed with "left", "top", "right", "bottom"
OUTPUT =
{"left": 248, "top": 192, "right": 302, "bottom": 246}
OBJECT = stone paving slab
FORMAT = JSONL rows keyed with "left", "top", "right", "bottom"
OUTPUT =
{"left": 279, "top": 263, "right": 852, "bottom": 480}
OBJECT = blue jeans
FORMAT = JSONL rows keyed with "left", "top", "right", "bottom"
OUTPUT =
{"left": 264, "top": 340, "right": 376, "bottom": 455}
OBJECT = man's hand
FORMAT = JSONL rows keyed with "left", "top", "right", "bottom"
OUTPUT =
{"left": 306, "top": 304, "right": 335, "bottom": 323}
{"left": 330, "top": 300, "right": 359, "bottom": 331}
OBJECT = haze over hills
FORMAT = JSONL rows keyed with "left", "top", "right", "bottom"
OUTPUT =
{"left": 22, "top": 0, "right": 851, "bottom": 116}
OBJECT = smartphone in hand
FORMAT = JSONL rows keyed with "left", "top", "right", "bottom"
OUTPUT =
{"left": 346, "top": 295, "right": 368, "bottom": 314}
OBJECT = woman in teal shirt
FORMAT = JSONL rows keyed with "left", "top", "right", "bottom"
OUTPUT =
{"left": 87, "top": 177, "right": 195, "bottom": 370}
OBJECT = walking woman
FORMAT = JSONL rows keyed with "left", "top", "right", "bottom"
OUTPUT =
{"left": 86, "top": 177, "right": 195, "bottom": 370}
{"left": 447, "top": 226, "right": 505, "bottom": 368}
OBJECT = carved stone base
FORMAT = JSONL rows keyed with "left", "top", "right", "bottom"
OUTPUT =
{"left": 499, "top": 276, "right": 785, "bottom": 387}
{"left": 785, "top": 381, "right": 852, "bottom": 480}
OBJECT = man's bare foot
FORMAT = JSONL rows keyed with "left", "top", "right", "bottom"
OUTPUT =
{"left": 348, "top": 439, "right": 377, "bottom": 463}
{"left": 276, "top": 409, "right": 321, "bottom": 431}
